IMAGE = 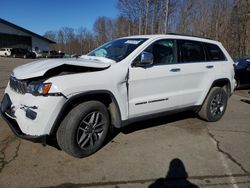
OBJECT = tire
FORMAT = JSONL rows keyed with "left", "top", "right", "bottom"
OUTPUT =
{"left": 198, "top": 87, "right": 228, "bottom": 122}
{"left": 56, "top": 101, "right": 110, "bottom": 158}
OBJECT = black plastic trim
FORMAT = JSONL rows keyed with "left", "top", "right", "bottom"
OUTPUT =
{"left": 211, "top": 78, "right": 232, "bottom": 95}
{"left": 122, "top": 106, "right": 200, "bottom": 126}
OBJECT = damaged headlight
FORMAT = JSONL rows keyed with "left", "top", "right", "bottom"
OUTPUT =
{"left": 27, "top": 82, "right": 52, "bottom": 96}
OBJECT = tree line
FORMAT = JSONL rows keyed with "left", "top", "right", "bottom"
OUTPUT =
{"left": 44, "top": 0, "right": 250, "bottom": 58}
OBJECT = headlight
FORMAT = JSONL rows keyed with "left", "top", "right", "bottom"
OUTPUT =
{"left": 27, "top": 82, "right": 52, "bottom": 96}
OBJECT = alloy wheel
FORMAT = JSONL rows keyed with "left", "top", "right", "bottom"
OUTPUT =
{"left": 210, "top": 93, "right": 225, "bottom": 118}
{"left": 76, "top": 111, "right": 104, "bottom": 149}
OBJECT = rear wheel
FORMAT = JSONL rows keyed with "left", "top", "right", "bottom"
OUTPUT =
{"left": 56, "top": 101, "right": 110, "bottom": 158}
{"left": 198, "top": 87, "right": 228, "bottom": 122}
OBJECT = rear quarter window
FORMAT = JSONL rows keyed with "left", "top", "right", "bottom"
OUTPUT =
{"left": 179, "top": 40, "right": 205, "bottom": 63}
{"left": 204, "top": 43, "right": 226, "bottom": 61}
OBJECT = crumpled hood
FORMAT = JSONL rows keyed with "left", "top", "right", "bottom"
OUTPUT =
{"left": 13, "top": 56, "right": 115, "bottom": 80}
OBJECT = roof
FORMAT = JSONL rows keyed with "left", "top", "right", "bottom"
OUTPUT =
{"left": 0, "top": 18, "right": 55, "bottom": 44}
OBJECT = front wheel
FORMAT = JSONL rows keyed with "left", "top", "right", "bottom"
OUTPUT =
{"left": 56, "top": 101, "right": 110, "bottom": 158}
{"left": 198, "top": 87, "right": 228, "bottom": 122}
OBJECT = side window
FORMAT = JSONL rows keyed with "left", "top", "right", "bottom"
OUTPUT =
{"left": 204, "top": 43, "right": 226, "bottom": 61}
{"left": 132, "top": 39, "right": 176, "bottom": 66}
{"left": 146, "top": 39, "right": 176, "bottom": 65}
{"left": 179, "top": 40, "right": 205, "bottom": 63}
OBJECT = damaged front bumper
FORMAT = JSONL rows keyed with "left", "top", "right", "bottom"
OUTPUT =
{"left": 0, "top": 85, "right": 67, "bottom": 145}
{"left": 0, "top": 95, "right": 47, "bottom": 144}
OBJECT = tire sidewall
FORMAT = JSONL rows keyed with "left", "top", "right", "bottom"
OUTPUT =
{"left": 60, "top": 101, "right": 110, "bottom": 158}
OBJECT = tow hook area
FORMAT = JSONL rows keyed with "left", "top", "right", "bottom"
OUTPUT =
{"left": 20, "top": 105, "right": 38, "bottom": 120}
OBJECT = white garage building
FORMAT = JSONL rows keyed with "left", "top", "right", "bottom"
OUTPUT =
{"left": 0, "top": 18, "right": 55, "bottom": 52}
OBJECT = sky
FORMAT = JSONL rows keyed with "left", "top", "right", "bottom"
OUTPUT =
{"left": 1, "top": 0, "right": 119, "bottom": 35}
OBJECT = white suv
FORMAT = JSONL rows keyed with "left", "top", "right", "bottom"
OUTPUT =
{"left": 0, "top": 48, "right": 12, "bottom": 57}
{"left": 0, "top": 34, "right": 235, "bottom": 158}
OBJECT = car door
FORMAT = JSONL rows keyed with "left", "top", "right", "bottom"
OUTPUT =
{"left": 175, "top": 40, "right": 223, "bottom": 107}
{"left": 128, "top": 39, "right": 186, "bottom": 118}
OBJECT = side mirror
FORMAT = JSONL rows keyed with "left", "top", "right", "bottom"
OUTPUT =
{"left": 140, "top": 51, "right": 153, "bottom": 66}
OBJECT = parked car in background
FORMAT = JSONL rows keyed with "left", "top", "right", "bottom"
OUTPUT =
{"left": 42, "top": 51, "right": 49, "bottom": 58}
{"left": 42, "top": 50, "right": 64, "bottom": 58}
{"left": 63, "top": 53, "right": 71, "bottom": 58}
{"left": 234, "top": 58, "right": 250, "bottom": 88}
{"left": 0, "top": 48, "right": 12, "bottom": 57}
{"left": 11, "top": 48, "right": 36, "bottom": 59}
{"left": 71, "top": 54, "right": 80, "bottom": 58}
{"left": 32, "top": 51, "right": 43, "bottom": 58}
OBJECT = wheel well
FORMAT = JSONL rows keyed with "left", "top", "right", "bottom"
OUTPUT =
{"left": 50, "top": 92, "right": 122, "bottom": 136}
{"left": 211, "top": 79, "right": 231, "bottom": 96}
{"left": 198, "top": 78, "right": 231, "bottom": 113}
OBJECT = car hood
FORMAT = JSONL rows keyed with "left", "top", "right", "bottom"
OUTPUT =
{"left": 13, "top": 56, "right": 115, "bottom": 80}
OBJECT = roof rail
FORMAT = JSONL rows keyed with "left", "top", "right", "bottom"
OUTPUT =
{"left": 166, "top": 33, "right": 213, "bottom": 40}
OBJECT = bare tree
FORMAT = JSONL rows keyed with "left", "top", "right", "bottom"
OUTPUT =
{"left": 164, "top": 0, "right": 170, "bottom": 33}
{"left": 43, "top": 0, "right": 250, "bottom": 58}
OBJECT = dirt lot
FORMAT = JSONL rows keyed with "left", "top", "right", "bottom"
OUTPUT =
{"left": 0, "top": 57, "right": 250, "bottom": 188}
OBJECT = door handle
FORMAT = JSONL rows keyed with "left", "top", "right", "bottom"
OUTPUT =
{"left": 170, "top": 68, "right": 181, "bottom": 72}
{"left": 206, "top": 65, "right": 214, "bottom": 69}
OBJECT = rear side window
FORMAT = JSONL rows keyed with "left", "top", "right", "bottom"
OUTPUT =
{"left": 179, "top": 40, "right": 205, "bottom": 62}
{"left": 204, "top": 43, "right": 226, "bottom": 61}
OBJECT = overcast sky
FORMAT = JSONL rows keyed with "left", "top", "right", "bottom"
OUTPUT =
{"left": 1, "top": 0, "right": 118, "bottom": 35}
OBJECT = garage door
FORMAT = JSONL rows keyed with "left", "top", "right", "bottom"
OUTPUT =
{"left": 0, "top": 33, "right": 32, "bottom": 49}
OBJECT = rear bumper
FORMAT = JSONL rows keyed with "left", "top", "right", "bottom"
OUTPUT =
{"left": 0, "top": 101, "right": 48, "bottom": 145}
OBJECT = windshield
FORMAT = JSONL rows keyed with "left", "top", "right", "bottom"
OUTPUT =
{"left": 88, "top": 38, "right": 147, "bottom": 62}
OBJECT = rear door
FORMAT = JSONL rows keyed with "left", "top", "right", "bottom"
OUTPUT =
{"left": 173, "top": 40, "right": 218, "bottom": 106}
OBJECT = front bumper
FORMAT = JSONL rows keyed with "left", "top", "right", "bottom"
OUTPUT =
{"left": 0, "top": 84, "right": 66, "bottom": 145}
{"left": 2, "top": 85, "right": 66, "bottom": 136}
{"left": 0, "top": 100, "right": 48, "bottom": 144}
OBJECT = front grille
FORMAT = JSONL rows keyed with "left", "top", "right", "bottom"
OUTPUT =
{"left": 9, "top": 76, "right": 27, "bottom": 94}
